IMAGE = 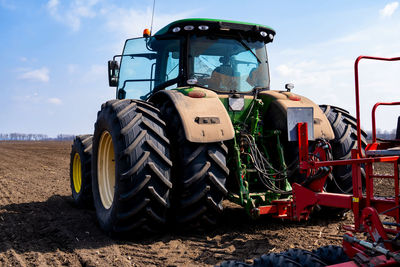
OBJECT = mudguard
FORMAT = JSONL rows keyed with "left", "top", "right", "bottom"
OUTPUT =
{"left": 150, "top": 87, "right": 235, "bottom": 143}
{"left": 259, "top": 90, "right": 335, "bottom": 140}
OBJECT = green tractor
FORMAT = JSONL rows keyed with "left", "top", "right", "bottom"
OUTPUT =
{"left": 70, "top": 18, "right": 366, "bottom": 235}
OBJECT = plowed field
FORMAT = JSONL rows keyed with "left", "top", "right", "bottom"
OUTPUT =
{"left": 0, "top": 141, "right": 393, "bottom": 266}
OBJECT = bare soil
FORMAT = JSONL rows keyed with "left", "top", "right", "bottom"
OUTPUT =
{"left": 0, "top": 141, "right": 393, "bottom": 266}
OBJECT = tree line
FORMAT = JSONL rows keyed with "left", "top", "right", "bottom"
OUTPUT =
{"left": 0, "top": 133, "right": 74, "bottom": 141}
{"left": 365, "top": 129, "right": 397, "bottom": 140}
{"left": 0, "top": 130, "right": 398, "bottom": 141}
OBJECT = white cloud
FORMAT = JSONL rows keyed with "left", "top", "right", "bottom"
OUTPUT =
{"left": 46, "top": 0, "right": 100, "bottom": 31}
{"left": 18, "top": 67, "right": 50, "bottom": 82}
{"left": 48, "top": 98, "right": 62, "bottom": 105}
{"left": 272, "top": 16, "right": 400, "bottom": 132}
{"left": 380, "top": 2, "right": 399, "bottom": 18}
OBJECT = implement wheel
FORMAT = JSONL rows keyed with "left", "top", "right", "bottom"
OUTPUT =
{"left": 313, "top": 245, "right": 349, "bottom": 265}
{"left": 70, "top": 135, "right": 93, "bottom": 207}
{"left": 92, "top": 99, "right": 172, "bottom": 235}
{"left": 159, "top": 102, "right": 228, "bottom": 228}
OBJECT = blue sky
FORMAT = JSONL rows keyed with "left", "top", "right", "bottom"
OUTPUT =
{"left": 1, "top": 0, "right": 400, "bottom": 136}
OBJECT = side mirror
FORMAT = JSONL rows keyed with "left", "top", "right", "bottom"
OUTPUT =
{"left": 285, "top": 83, "right": 294, "bottom": 92}
{"left": 108, "top": 60, "right": 119, "bottom": 87}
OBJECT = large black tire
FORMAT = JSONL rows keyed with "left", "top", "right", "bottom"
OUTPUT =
{"left": 253, "top": 253, "right": 302, "bottom": 267}
{"left": 282, "top": 249, "right": 327, "bottom": 267}
{"left": 158, "top": 102, "right": 229, "bottom": 228}
{"left": 319, "top": 105, "right": 367, "bottom": 193}
{"left": 218, "top": 250, "right": 327, "bottom": 267}
{"left": 218, "top": 254, "right": 301, "bottom": 267}
{"left": 92, "top": 99, "right": 172, "bottom": 235}
{"left": 219, "top": 260, "right": 252, "bottom": 267}
{"left": 70, "top": 135, "right": 93, "bottom": 207}
{"left": 313, "top": 245, "right": 349, "bottom": 265}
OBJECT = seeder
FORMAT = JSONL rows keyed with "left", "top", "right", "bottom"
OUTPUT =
{"left": 221, "top": 56, "right": 400, "bottom": 266}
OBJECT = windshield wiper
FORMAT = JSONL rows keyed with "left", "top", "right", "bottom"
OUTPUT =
{"left": 235, "top": 34, "right": 261, "bottom": 64}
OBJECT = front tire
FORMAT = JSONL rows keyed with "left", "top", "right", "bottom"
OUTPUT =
{"left": 92, "top": 99, "right": 172, "bottom": 235}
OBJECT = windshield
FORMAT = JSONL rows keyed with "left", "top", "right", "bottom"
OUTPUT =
{"left": 188, "top": 35, "right": 270, "bottom": 92}
{"left": 118, "top": 37, "right": 181, "bottom": 99}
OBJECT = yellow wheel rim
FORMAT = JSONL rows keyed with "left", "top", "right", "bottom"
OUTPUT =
{"left": 98, "top": 131, "right": 115, "bottom": 210}
{"left": 72, "top": 153, "right": 82, "bottom": 193}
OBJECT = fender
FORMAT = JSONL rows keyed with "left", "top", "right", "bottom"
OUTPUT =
{"left": 259, "top": 90, "right": 335, "bottom": 140}
{"left": 150, "top": 87, "right": 235, "bottom": 143}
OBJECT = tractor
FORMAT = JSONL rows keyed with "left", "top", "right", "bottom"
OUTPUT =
{"left": 70, "top": 18, "right": 366, "bottom": 235}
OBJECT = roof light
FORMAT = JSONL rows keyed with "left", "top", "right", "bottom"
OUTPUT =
{"left": 184, "top": 25, "right": 194, "bottom": 31}
{"left": 143, "top": 28, "right": 151, "bottom": 37}
{"left": 260, "top": 31, "right": 267, "bottom": 37}
{"left": 198, "top": 25, "right": 209, "bottom": 30}
{"left": 172, "top": 27, "right": 181, "bottom": 33}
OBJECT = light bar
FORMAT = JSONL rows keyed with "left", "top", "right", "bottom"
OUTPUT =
{"left": 184, "top": 25, "right": 194, "bottom": 31}
{"left": 198, "top": 25, "right": 209, "bottom": 30}
{"left": 172, "top": 27, "right": 181, "bottom": 33}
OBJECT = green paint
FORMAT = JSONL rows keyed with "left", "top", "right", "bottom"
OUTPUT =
{"left": 220, "top": 95, "right": 292, "bottom": 217}
{"left": 172, "top": 87, "right": 194, "bottom": 96}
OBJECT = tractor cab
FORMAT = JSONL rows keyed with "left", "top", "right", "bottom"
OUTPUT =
{"left": 108, "top": 18, "right": 276, "bottom": 100}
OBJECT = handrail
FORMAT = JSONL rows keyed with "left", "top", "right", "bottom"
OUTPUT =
{"left": 371, "top": 102, "right": 400, "bottom": 143}
{"left": 354, "top": 56, "right": 400, "bottom": 156}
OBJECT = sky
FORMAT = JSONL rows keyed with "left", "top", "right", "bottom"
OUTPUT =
{"left": 1, "top": 0, "right": 400, "bottom": 137}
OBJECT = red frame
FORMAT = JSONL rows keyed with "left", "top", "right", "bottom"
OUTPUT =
{"left": 254, "top": 55, "right": 400, "bottom": 265}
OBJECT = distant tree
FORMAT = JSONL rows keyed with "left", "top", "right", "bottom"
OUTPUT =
{"left": 56, "top": 134, "right": 74, "bottom": 141}
{"left": 366, "top": 129, "right": 397, "bottom": 140}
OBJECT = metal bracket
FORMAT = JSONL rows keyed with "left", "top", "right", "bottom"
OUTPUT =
{"left": 287, "top": 107, "right": 314, "bottom": 141}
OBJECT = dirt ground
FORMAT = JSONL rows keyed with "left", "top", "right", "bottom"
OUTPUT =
{"left": 0, "top": 141, "right": 394, "bottom": 266}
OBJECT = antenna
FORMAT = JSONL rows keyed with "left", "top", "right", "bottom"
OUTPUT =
{"left": 150, "top": 0, "right": 156, "bottom": 35}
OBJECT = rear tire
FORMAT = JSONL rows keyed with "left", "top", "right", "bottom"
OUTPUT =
{"left": 159, "top": 102, "right": 229, "bottom": 228}
{"left": 92, "top": 99, "right": 172, "bottom": 235}
{"left": 319, "top": 105, "right": 367, "bottom": 193}
{"left": 70, "top": 135, "right": 93, "bottom": 207}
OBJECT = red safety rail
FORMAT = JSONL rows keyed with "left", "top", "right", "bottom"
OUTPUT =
{"left": 371, "top": 102, "right": 400, "bottom": 143}
{"left": 367, "top": 102, "right": 400, "bottom": 153}
{"left": 354, "top": 56, "right": 400, "bottom": 157}
{"left": 297, "top": 124, "right": 400, "bottom": 232}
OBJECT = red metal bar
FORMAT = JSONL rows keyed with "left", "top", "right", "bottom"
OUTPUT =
{"left": 365, "top": 163, "right": 374, "bottom": 207}
{"left": 371, "top": 102, "right": 400, "bottom": 143}
{"left": 306, "top": 155, "right": 399, "bottom": 168}
{"left": 395, "top": 162, "right": 399, "bottom": 226}
{"left": 257, "top": 205, "right": 278, "bottom": 215}
{"left": 351, "top": 149, "right": 362, "bottom": 230}
{"left": 298, "top": 122, "right": 308, "bottom": 174}
{"left": 362, "top": 207, "right": 393, "bottom": 250}
{"left": 354, "top": 56, "right": 400, "bottom": 157}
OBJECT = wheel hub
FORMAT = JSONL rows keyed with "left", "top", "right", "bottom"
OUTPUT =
{"left": 72, "top": 153, "right": 82, "bottom": 193}
{"left": 98, "top": 131, "right": 116, "bottom": 209}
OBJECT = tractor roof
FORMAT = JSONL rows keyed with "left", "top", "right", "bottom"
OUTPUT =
{"left": 154, "top": 18, "right": 276, "bottom": 38}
